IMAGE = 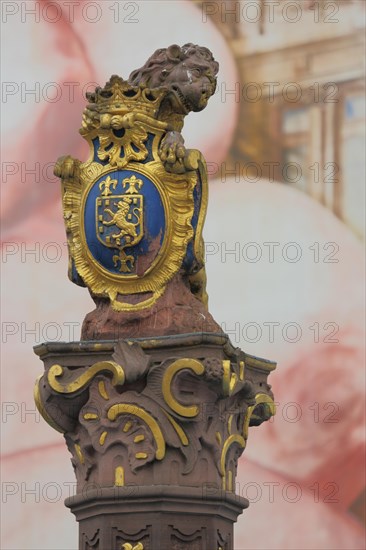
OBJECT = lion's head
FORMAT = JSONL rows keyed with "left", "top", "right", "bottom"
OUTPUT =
{"left": 128, "top": 43, "right": 219, "bottom": 115}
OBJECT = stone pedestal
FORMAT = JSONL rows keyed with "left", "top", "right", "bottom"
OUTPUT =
{"left": 67, "top": 485, "right": 247, "bottom": 549}
{"left": 34, "top": 333, "right": 275, "bottom": 549}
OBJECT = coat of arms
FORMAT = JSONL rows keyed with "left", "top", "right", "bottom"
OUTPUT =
{"left": 54, "top": 44, "right": 220, "bottom": 320}
{"left": 96, "top": 175, "right": 144, "bottom": 273}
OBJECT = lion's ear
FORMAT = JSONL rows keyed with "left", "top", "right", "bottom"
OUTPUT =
{"left": 128, "top": 69, "right": 139, "bottom": 85}
{"left": 166, "top": 44, "right": 181, "bottom": 60}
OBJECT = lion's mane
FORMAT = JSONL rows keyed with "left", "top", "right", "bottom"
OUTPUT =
{"left": 128, "top": 43, "right": 219, "bottom": 90}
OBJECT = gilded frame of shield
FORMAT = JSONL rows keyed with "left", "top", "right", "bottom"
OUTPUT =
{"left": 64, "top": 161, "right": 197, "bottom": 311}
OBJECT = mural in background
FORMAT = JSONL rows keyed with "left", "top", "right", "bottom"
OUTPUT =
{"left": 1, "top": 1, "right": 365, "bottom": 549}
{"left": 205, "top": 0, "right": 365, "bottom": 238}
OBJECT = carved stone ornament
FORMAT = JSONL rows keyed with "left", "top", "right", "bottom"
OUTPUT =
{"left": 35, "top": 335, "right": 275, "bottom": 549}
{"left": 35, "top": 336, "right": 275, "bottom": 490}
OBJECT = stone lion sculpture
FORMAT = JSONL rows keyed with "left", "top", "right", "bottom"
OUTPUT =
{"left": 129, "top": 43, "right": 219, "bottom": 173}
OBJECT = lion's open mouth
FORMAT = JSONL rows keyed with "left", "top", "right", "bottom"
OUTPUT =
{"left": 171, "top": 85, "right": 192, "bottom": 113}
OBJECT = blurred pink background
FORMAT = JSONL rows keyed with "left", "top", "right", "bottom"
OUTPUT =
{"left": 1, "top": 1, "right": 365, "bottom": 548}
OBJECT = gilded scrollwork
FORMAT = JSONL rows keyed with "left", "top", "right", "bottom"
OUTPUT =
{"left": 243, "top": 393, "right": 277, "bottom": 441}
{"left": 34, "top": 375, "right": 65, "bottom": 434}
{"left": 47, "top": 361, "right": 125, "bottom": 394}
{"left": 35, "top": 340, "right": 275, "bottom": 491}
{"left": 162, "top": 358, "right": 205, "bottom": 417}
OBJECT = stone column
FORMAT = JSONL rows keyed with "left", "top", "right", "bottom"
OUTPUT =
{"left": 34, "top": 49, "right": 277, "bottom": 550}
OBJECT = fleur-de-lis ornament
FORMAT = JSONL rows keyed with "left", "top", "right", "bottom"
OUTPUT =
{"left": 99, "top": 175, "right": 118, "bottom": 196}
{"left": 122, "top": 174, "right": 143, "bottom": 194}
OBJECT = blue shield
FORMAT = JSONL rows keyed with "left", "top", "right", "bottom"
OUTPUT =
{"left": 84, "top": 170, "right": 166, "bottom": 276}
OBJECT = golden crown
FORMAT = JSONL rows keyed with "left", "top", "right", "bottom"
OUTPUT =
{"left": 84, "top": 75, "right": 166, "bottom": 118}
